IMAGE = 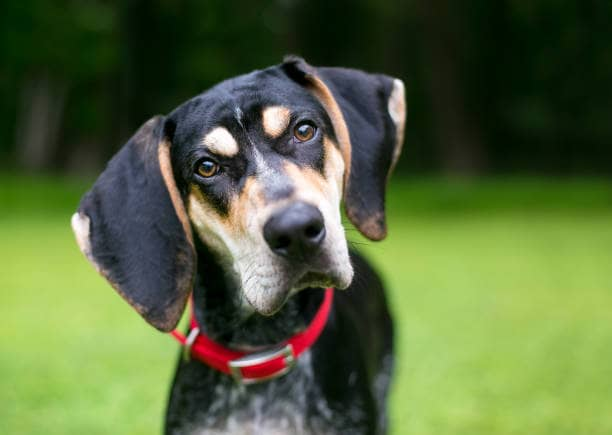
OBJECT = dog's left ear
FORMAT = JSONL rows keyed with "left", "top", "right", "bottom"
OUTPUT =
{"left": 282, "top": 56, "right": 406, "bottom": 241}
{"left": 71, "top": 116, "right": 196, "bottom": 332}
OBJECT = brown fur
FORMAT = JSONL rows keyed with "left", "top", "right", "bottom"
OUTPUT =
{"left": 299, "top": 74, "right": 352, "bottom": 189}
{"left": 159, "top": 140, "right": 195, "bottom": 248}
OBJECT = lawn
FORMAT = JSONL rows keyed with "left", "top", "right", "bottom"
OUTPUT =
{"left": 1, "top": 176, "right": 611, "bottom": 434}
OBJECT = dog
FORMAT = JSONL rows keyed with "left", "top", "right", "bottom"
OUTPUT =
{"left": 71, "top": 56, "right": 405, "bottom": 434}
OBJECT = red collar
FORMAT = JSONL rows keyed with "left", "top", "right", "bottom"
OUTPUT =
{"left": 170, "top": 288, "right": 334, "bottom": 384}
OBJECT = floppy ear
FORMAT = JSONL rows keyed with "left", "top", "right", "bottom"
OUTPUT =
{"left": 282, "top": 57, "right": 406, "bottom": 240}
{"left": 71, "top": 116, "right": 196, "bottom": 332}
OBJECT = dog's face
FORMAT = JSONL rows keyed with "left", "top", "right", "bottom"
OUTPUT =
{"left": 72, "top": 58, "right": 405, "bottom": 331}
{"left": 170, "top": 70, "right": 352, "bottom": 314}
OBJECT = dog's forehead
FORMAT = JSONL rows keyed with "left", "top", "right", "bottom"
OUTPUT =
{"left": 171, "top": 67, "right": 324, "bottom": 150}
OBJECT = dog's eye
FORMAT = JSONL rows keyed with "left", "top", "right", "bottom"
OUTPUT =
{"left": 196, "top": 159, "right": 220, "bottom": 178}
{"left": 293, "top": 122, "right": 316, "bottom": 142}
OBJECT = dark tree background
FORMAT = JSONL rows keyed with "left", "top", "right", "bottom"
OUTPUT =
{"left": 1, "top": 0, "right": 611, "bottom": 175}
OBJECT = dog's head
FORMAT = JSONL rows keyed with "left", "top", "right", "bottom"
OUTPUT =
{"left": 71, "top": 57, "right": 405, "bottom": 331}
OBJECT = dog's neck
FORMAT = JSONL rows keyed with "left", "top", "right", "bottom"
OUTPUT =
{"left": 191, "top": 240, "right": 324, "bottom": 350}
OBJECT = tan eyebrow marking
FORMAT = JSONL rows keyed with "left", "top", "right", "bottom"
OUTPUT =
{"left": 262, "top": 106, "right": 291, "bottom": 138}
{"left": 202, "top": 127, "right": 239, "bottom": 157}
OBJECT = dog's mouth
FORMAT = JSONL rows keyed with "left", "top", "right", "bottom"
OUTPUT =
{"left": 233, "top": 212, "right": 355, "bottom": 317}
{"left": 295, "top": 271, "right": 335, "bottom": 288}
{"left": 294, "top": 267, "right": 352, "bottom": 291}
{"left": 241, "top": 262, "right": 353, "bottom": 316}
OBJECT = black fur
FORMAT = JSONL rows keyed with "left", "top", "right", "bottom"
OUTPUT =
{"left": 73, "top": 58, "right": 403, "bottom": 434}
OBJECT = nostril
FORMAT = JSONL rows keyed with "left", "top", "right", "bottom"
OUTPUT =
{"left": 304, "top": 223, "right": 323, "bottom": 240}
{"left": 274, "top": 235, "right": 291, "bottom": 250}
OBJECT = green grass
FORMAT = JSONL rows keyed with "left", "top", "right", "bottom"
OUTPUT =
{"left": 2, "top": 176, "right": 612, "bottom": 434}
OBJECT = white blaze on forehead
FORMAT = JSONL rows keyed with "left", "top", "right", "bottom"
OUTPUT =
{"left": 202, "top": 126, "right": 239, "bottom": 157}
{"left": 234, "top": 106, "right": 245, "bottom": 129}
{"left": 262, "top": 106, "right": 291, "bottom": 138}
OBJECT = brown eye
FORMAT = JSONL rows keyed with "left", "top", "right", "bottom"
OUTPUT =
{"left": 294, "top": 122, "right": 316, "bottom": 142}
{"left": 196, "top": 159, "right": 220, "bottom": 178}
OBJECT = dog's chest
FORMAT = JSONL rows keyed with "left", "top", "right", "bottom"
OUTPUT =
{"left": 187, "top": 390, "right": 330, "bottom": 435}
{"left": 174, "top": 351, "right": 368, "bottom": 435}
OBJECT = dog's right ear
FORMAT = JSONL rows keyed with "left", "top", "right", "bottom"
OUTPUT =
{"left": 71, "top": 116, "right": 196, "bottom": 332}
{"left": 282, "top": 56, "right": 406, "bottom": 241}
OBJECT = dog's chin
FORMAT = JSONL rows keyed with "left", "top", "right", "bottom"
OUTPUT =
{"left": 242, "top": 265, "right": 354, "bottom": 316}
{"left": 294, "top": 266, "right": 354, "bottom": 292}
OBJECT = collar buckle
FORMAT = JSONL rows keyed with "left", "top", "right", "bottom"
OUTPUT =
{"left": 228, "top": 343, "right": 295, "bottom": 385}
{"left": 182, "top": 327, "right": 200, "bottom": 362}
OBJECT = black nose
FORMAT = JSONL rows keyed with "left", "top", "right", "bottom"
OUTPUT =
{"left": 263, "top": 202, "right": 326, "bottom": 259}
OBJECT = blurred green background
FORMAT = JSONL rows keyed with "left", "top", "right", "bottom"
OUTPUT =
{"left": 1, "top": 0, "right": 611, "bottom": 434}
